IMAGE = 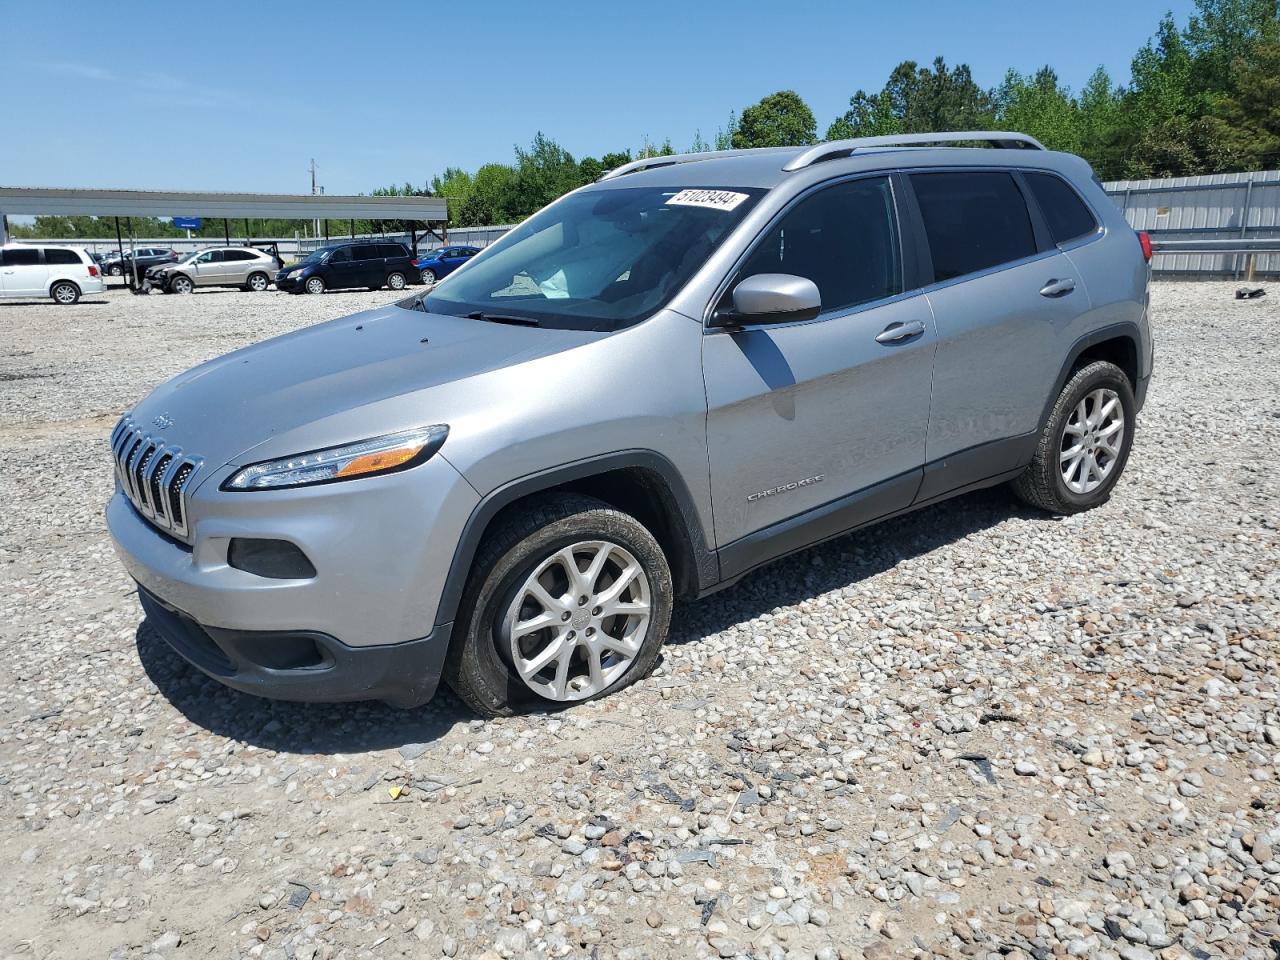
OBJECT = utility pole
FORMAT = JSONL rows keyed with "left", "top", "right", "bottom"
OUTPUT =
{"left": 310, "top": 158, "right": 320, "bottom": 243}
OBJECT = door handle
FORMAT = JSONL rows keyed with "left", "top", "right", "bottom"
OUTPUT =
{"left": 1039, "top": 277, "right": 1076, "bottom": 298}
{"left": 875, "top": 320, "right": 926, "bottom": 344}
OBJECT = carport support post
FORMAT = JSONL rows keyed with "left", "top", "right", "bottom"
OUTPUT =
{"left": 114, "top": 217, "right": 125, "bottom": 275}
{"left": 410, "top": 223, "right": 418, "bottom": 258}
{"left": 323, "top": 220, "right": 329, "bottom": 243}
{"left": 223, "top": 219, "right": 230, "bottom": 246}
{"left": 350, "top": 219, "right": 355, "bottom": 241}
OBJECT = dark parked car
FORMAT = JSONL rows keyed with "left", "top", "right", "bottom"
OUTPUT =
{"left": 276, "top": 242, "right": 417, "bottom": 294}
{"left": 415, "top": 245, "right": 480, "bottom": 285}
{"left": 101, "top": 247, "right": 179, "bottom": 277}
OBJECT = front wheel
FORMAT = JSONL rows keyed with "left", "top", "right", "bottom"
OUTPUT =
{"left": 108, "top": 264, "right": 122, "bottom": 277}
{"left": 304, "top": 276, "right": 325, "bottom": 295}
{"left": 1011, "top": 360, "right": 1135, "bottom": 514}
{"left": 169, "top": 275, "right": 194, "bottom": 295}
{"left": 419, "top": 268, "right": 436, "bottom": 285}
{"left": 445, "top": 494, "right": 673, "bottom": 717}
{"left": 386, "top": 271, "right": 406, "bottom": 291}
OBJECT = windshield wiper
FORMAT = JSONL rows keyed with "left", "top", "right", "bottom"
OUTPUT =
{"left": 466, "top": 310, "right": 540, "bottom": 327}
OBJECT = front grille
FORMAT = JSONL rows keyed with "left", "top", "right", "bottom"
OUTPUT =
{"left": 111, "top": 416, "right": 203, "bottom": 538}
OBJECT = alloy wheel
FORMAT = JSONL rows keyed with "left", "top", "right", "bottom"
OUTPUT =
{"left": 1060, "top": 387, "right": 1124, "bottom": 494}
{"left": 501, "top": 540, "right": 651, "bottom": 702}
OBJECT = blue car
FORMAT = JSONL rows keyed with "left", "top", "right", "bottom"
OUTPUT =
{"left": 414, "top": 245, "right": 480, "bottom": 285}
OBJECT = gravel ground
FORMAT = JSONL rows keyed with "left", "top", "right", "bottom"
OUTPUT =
{"left": 1, "top": 281, "right": 1278, "bottom": 960}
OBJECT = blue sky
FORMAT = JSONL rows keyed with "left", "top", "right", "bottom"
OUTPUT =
{"left": 2, "top": 0, "right": 1195, "bottom": 197}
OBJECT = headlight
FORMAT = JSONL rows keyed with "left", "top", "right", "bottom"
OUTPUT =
{"left": 223, "top": 425, "right": 448, "bottom": 491}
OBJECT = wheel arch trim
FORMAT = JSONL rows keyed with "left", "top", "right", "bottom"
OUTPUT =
{"left": 433, "top": 450, "right": 717, "bottom": 628}
{"left": 1039, "top": 321, "right": 1143, "bottom": 429}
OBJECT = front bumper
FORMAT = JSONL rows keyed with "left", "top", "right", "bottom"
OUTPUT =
{"left": 275, "top": 273, "right": 304, "bottom": 292}
{"left": 139, "top": 586, "right": 451, "bottom": 707}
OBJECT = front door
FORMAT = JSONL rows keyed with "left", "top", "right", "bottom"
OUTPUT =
{"left": 703, "top": 175, "right": 936, "bottom": 569}
{"left": 324, "top": 247, "right": 359, "bottom": 288}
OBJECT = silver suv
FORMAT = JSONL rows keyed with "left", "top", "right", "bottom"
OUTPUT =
{"left": 107, "top": 132, "right": 1153, "bottom": 716}
{"left": 149, "top": 247, "right": 280, "bottom": 294}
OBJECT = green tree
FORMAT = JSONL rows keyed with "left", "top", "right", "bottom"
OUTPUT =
{"left": 714, "top": 111, "right": 738, "bottom": 150}
{"left": 993, "top": 66, "right": 1081, "bottom": 153}
{"left": 732, "top": 91, "right": 817, "bottom": 148}
{"left": 456, "top": 163, "right": 517, "bottom": 226}
{"left": 826, "top": 89, "right": 902, "bottom": 140}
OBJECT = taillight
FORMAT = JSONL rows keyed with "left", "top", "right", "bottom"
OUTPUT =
{"left": 88, "top": 265, "right": 99, "bottom": 277}
{"left": 1137, "top": 231, "right": 1153, "bottom": 262}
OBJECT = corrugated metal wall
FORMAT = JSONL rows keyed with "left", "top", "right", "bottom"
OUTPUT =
{"left": 1103, "top": 170, "right": 1280, "bottom": 278}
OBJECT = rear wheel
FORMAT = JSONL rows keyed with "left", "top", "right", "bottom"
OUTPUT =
{"left": 245, "top": 272, "right": 269, "bottom": 292}
{"left": 305, "top": 276, "right": 325, "bottom": 295}
{"left": 445, "top": 494, "right": 673, "bottom": 717}
{"left": 51, "top": 281, "right": 80, "bottom": 305}
{"left": 169, "top": 275, "right": 194, "bottom": 295}
{"left": 1012, "top": 360, "right": 1135, "bottom": 514}
{"left": 386, "top": 271, "right": 406, "bottom": 291}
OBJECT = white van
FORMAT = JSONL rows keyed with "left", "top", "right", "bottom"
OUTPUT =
{"left": 0, "top": 243, "right": 107, "bottom": 304}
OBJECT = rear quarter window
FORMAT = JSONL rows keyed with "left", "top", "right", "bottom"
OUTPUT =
{"left": 909, "top": 171, "right": 1037, "bottom": 282}
{"left": 1024, "top": 172, "right": 1099, "bottom": 244}
{"left": 44, "top": 249, "right": 82, "bottom": 265}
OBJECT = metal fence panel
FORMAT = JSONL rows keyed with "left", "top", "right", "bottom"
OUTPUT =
{"left": 1104, "top": 170, "right": 1280, "bottom": 277}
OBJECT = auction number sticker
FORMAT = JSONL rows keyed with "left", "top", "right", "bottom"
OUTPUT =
{"left": 665, "top": 189, "right": 749, "bottom": 211}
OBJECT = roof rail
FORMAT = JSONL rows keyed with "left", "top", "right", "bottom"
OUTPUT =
{"left": 781, "top": 131, "right": 1046, "bottom": 172}
{"left": 597, "top": 146, "right": 798, "bottom": 182}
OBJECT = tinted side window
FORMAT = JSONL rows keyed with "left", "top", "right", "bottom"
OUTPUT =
{"left": 1024, "top": 172, "right": 1099, "bottom": 244}
{"left": 910, "top": 171, "right": 1036, "bottom": 282}
{"left": 380, "top": 244, "right": 406, "bottom": 258}
{"left": 45, "top": 249, "right": 81, "bottom": 264}
{"left": 2, "top": 248, "right": 41, "bottom": 266}
{"left": 328, "top": 248, "right": 351, "bottom": 263}
{"left": 225, "top": 250, "right": 256, "bottom": 261}
{"left": 734, "top": 176, "right": 902, "bottom": 315}
{"left": 352, "top": 244, "right": 380, "bottom": 261}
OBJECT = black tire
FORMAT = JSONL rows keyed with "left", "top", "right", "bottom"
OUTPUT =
{"left": 1011, "top": 360, "right": 1135, "bottom": 514}
{"left": 108, "top": 264, "right": 122, "bottom": 277}
{"left": 50, "top": 281, "right": 80, "bottom": 305}
{"left": 420, "top": 268, "right": 436, "bottom": 285}
{"left": 304, "top": 276, "right": 325, "bottom": 295}
{"left": 245, "top": 272, "right": 269, "bottom": 292}
{"left": 170, "top": 275, "right": 194, "bottom": 295}
{"left": 386, "top": 271, "right": 406, "bottom": 291}
{"left": 444, "top": 493, "right": 673, "bottom": 718}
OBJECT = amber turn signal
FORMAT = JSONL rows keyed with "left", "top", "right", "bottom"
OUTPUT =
{"left": 334, "top": 445, "right": 424, "bottom": 479}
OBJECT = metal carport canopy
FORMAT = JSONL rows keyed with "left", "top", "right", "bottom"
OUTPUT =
{"left": 0, "top": 186, "right": 447, "bottom": 221}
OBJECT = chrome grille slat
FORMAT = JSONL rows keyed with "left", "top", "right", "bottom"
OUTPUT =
{"left": 110, "top": 416, "right": 202, "bottom": 539}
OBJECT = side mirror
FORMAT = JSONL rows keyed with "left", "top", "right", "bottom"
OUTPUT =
{"left": 713, "top": 273, "right": 821, "bottom": 328}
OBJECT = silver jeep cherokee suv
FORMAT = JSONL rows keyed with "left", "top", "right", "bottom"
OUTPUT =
{"left": 107, "top": 131, "right": 1153, "bottom": 716}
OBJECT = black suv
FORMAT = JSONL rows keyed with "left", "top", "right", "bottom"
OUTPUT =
{"left": 276, "top": 242, "right": 418, "bottom": 294}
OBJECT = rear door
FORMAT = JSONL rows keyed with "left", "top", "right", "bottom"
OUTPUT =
{"left": 351, "top": 244, "right": 382, "bottom": 286}
{"left": 222, "top": 249, "right": 258, "bottom": 284}
{"left": 905, "top": 169, "right": 1088, "bottom": 499}
{"left": 703, "top": 174, "right": 937, "bottom": 557}
{"left": 0, "top": 247, "right": 48, "bottom": 296}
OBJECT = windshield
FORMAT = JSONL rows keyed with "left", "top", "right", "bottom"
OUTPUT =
{"left": 301, "top": 246, "right": 336, "bottom": 265}
{"left": 419, "top": 185, "right": 764, "bottom": 331}
{"left": 178, "top": 251, "right": 203, "bottom": 264}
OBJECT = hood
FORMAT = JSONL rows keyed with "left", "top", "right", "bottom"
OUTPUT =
{"left": 128, "top": 302, "right": 601, "bottom": 473}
